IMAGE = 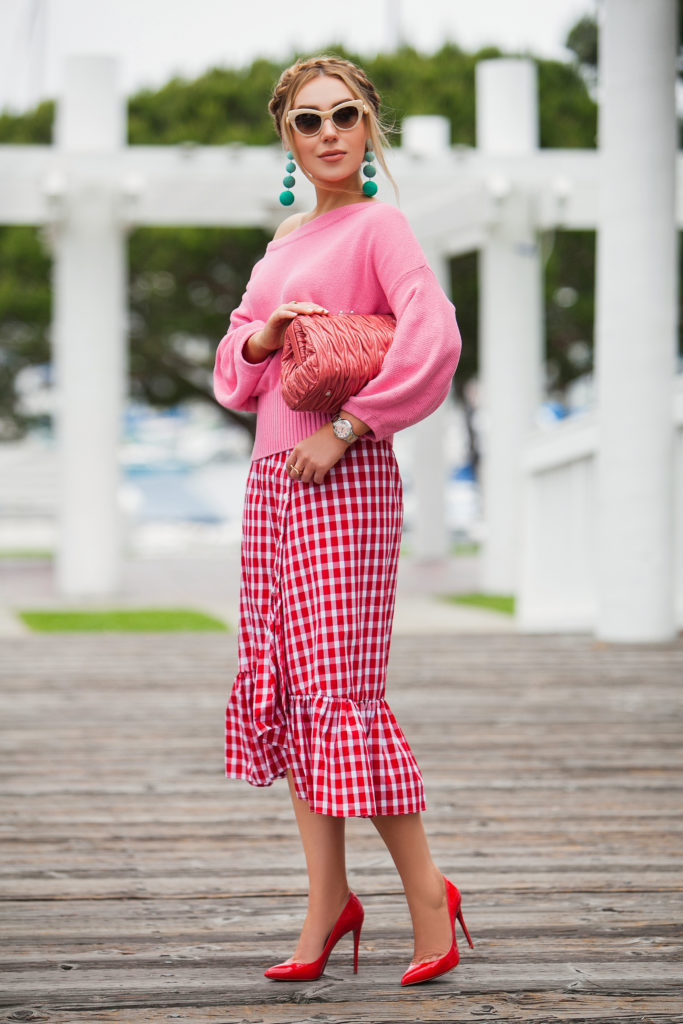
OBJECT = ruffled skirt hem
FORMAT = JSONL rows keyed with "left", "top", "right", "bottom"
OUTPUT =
{"left": 225, "top": 671, "right": 425, "bottom": 818}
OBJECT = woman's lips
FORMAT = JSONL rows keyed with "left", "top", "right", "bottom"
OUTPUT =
{"left": 319, "top": 151, "right": 346, "bottom": 162}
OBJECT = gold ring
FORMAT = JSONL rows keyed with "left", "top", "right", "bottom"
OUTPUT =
{"left": 289, "top": 464, "right": 301, "bottom": 476}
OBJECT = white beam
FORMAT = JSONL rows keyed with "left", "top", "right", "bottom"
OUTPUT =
{"left": 15, "top": 143, "right": 683, "bottom": 236}
{"left": 0, "top": 146, "right": 604, "bottom": 230}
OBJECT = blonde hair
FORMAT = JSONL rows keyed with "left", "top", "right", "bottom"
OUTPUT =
{"left": 268, "top": 55, "right": 397, "bottom": 198}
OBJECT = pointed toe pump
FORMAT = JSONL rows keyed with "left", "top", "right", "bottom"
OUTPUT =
{"left": 264, "top": 891, "right": 364, "bottom": 981}
{"left": 400, "top": 877, "right": 473, "bottom": 987}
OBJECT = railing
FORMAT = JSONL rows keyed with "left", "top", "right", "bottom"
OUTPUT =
{"left": 518, "top": 375, "right": 683, "bottom": 633}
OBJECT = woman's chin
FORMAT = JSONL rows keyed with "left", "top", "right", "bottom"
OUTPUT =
{"left": 312, "top": 172, "right": 361, "bottom": 192}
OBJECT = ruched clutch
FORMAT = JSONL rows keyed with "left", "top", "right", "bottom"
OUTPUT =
{"left": 281, "top": 312, "right": 396, "bottom": 413}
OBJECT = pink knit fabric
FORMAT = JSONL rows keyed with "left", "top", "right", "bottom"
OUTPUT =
{"left": 213, "top": 202, "right": 461, "bottom": 460}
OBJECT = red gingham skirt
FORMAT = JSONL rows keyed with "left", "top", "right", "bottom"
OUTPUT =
{"left": 225, "top": 439, "right": 425, "bottom": 817}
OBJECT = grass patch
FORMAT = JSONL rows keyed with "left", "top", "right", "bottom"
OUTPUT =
{"left": 18, "top": 608, "right": 229, "bottom": 633}
{"left": 0, "top": 549, "right": 53, "bottom": 559}
{"left": 400, "top": 542, "right": 482, "bottom": 558}
{"left": 452, "top": 542, "right": 481, "bottom": 557}
{"left": 440, "top": 593, "right": 515, "bottom": 616}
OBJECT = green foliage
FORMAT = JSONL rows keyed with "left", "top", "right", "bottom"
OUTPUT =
{"left": 565, "top": 16, "right": 599, "bottom": 69}
{"left": 0, "top": 226, "right": 52, "bottom": 438}
{"left": 18, "top": 607, "right": 229, "bottom": 632}
{"left": 537, "top": 59, "right": 596, "bottom": 148}
{"left": 128, "top": 60, "right": 284, "bottom": 145}
{"left": 0, "top": 100, "right": 54, "bottom": 143}
{"left": 544, "top": 231, "right": 596, "bottom": 392}
{"left": 450, "top": 252, "right": 478, "bottom": 389}
{"left": 127, "top": 225, "right": 268, "bottom": 435}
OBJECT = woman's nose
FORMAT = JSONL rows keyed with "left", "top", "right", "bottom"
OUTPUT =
{"left": 320, "top": 116, "right": 338, "bottom": 140}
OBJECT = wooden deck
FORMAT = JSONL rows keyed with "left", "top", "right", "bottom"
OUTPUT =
{"left": 1, "top": 632, "right": 682, "bottom": 1023}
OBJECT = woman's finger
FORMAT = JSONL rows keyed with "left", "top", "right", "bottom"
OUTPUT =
{"left": 270, "top": 309, "right": 298, "bottom": 324}
{"left": 286, "top": 301, "right": 329, "bottom": 315}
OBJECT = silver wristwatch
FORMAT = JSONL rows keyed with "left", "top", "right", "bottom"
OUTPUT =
{"left": 332, "top": 414, "right": 360, "bottom": 443}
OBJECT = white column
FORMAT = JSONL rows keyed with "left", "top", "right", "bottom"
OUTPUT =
{"left": 477, "top": 60, "right": 544, "bottom": 593}
{"left": 403, "top": 116, "right": 452, "bottom": 561}
{"left": 595, "top": 0, "right": 677, "bottom": 642}
{"left": 53, "top": 56, "right": 126, "bottom": 596}
{"left": 413, "top": 246, "right": 451, "bottom": 561}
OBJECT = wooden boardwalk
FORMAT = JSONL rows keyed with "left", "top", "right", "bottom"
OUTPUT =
{"left": 1, "top": 632, "right": 682, "bottom": 1023}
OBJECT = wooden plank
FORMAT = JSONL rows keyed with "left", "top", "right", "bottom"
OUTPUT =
{"left": 3, "top": 993, "right": 683, "bottom": 1024}
{"left": 1, "top": 961, "right": 682, "bottom": 1006}
{"left": 1, "top": 632, "right": 682, "bottom": 1021}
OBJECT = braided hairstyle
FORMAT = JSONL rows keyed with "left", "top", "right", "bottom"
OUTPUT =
{"left": 268, "top": 55, "right": 396, "bottom": 196}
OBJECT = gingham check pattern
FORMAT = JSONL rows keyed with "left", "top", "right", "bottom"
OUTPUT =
{"left": 225, "top": 440, "right": 426, "bottom": 817}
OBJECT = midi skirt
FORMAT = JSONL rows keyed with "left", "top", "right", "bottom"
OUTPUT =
{"left": 225, "top": 439, "right": 426, "bottom": 817}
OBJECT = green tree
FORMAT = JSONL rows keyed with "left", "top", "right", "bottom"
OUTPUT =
{"left": 128, "top": 226, "right": 268, "bottom": 438}
{"left": 0, "top": 226, "right": 51, "bottom": 439}
{"left": 566, "top": 15, "right": 599, "bottom": 70}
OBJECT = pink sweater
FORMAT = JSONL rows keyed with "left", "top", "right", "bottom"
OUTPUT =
{"left": 214, "top": 201, "right": 461, "bottom": 461}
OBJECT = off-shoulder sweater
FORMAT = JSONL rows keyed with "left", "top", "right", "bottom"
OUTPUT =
{"left": 213, "top": 201, "right": 461, "bottom": 461}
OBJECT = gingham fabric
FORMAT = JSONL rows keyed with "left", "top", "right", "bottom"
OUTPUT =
{"left": 225, "top": 439, "right": 426, "bottom": 817}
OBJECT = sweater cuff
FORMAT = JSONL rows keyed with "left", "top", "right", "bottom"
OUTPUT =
{"left": 235, "top": 322, "right": 269, "bottom": 367}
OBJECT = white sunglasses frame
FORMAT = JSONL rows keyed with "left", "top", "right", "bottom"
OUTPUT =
{"left": 286, "top": 99, "right": 368, "bottom": 137}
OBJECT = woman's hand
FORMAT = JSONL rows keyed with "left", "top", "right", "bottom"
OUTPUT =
{"left": 244, "top": 301, "right": 328, "bottom": 364}
{"left": 287, "top": 424, "right": 349, "bottom": 485}
{"left": 287, "top": 412, "right": 369, "bottom": 485}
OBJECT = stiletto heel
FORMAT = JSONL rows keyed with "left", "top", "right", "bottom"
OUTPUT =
{"left": 264, "top": 891, "right": 364, "bottom": 981}
{"left": 457, "top": 906, "right": 474, "bottom": 950}
{"left": 352, "top": 921, "right": 361, "bottom": 973}
{"left": 400, "top": 876, "right": 473, "bottom": 987}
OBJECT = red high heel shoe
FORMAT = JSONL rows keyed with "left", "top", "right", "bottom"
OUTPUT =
{"left": 400, "top": 876, "right": 473, "bottom": 986}
{"left": 264, "top": 891, "right": 364, "bottom": 981}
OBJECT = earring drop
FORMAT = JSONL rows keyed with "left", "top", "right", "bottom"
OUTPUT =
{"left": 280, "top": 151, "right": 296, "bottom": 206}
{"left": 362, "top": 142, "right": 377, "bottom": 197}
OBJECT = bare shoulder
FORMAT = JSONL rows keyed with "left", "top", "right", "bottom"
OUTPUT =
{"left": 273, "top": 212, "right": 307, "bottom": 241}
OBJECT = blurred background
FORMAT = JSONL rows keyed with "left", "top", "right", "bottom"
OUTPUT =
{"left": 0, "top": 0, "right": 614, "bottom": 560}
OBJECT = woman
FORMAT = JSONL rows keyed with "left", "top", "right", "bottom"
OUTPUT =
{"left": 213, "top": 55, "right": 471, "bottom": 986}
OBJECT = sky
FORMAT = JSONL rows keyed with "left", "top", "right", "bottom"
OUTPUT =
{"left": 0, "top": 0, "right": 595, "bottom": 115}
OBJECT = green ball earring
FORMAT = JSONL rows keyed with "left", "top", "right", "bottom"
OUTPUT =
{"left": 362, "top": 142, "right": 378, "bottom": 197}
{"left": 280, "top": 151, "right": 296, "bottom": 206}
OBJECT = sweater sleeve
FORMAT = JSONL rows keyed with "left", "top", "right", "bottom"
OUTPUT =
{"left": 213, "top": 291, "right": 272, "bottom": 414}
{"left": 343, "top": 262, "right": 462, "bottom": 442}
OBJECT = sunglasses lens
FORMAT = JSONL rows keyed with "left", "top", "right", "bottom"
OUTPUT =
{"left": 332, "top": 105, "right": 361, "bottom": 130}
{"left": 294, "top": 112, "right": 322, "bottom": 136}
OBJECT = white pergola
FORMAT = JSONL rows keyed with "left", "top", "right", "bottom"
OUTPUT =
{"left": 0, "top": 0, "right": 680, "bottom": 642}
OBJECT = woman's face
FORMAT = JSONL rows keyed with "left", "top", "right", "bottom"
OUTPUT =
{"left": 288, "top": 74, "right": 367, "bottom": 188}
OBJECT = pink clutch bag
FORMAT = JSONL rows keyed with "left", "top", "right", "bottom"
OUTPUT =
{"left": 280, "top": 312, "right": 396, "bottom": 413}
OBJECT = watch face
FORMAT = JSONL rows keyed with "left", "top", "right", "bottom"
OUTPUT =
{"left": 333, "top": 417, "right": 353, "bottom": 440}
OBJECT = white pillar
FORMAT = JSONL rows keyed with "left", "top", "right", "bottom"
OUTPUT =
{"left": 477, "top": 60, "right": 544, "bottom": 593}
{"left": 403, "top": 116, "right": 452, "bottom": 560}
{"left": 595, "top": 0, "right": 677, "bottom": 642}
{"left": 53, "top": 56, "right": 126, "bottom": 596}
{"left": 413, "top": 246, "right": 451, "bottom": 561}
